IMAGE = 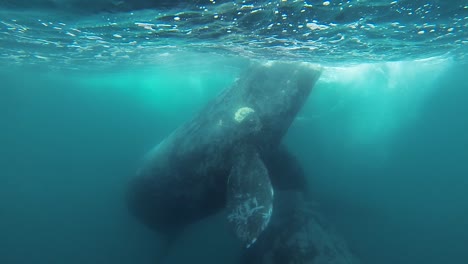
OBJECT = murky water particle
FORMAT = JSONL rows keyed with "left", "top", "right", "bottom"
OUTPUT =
{"left": 323, "top": 1, "right": 330, "bottom": 6}
{"left": 447, "top": 28, "right": 454, "bottom": 32}
{"left": 174, "top": 17, "right": 181, "bottom": 21}
{"left": 418, "top": 30, "right": 425, "bottom": 34}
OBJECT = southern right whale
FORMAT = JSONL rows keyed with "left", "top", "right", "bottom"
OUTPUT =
{"left": 242, "top": 191, "right": 361, "bottom": 264}
{"left": 127, "top": 61, "right": 322, "bottom": 249}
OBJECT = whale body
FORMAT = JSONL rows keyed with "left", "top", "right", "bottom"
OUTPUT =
{"left": 242, "top": 191, "right": 361, "bottom": 264}
{"left": 127, "top": 61, "right": 322, "bottom": 248}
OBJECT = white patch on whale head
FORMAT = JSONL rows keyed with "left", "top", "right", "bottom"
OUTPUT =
{"left": 234, "top": 107, "right": 255, "bottom": 123}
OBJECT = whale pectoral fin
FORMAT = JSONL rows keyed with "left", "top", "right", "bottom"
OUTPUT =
{"left": 226, "top": 147, "right": 274, "bottom": 248}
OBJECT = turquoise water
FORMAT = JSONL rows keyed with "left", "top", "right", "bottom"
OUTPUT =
{"left": 1, "top": 1, "right": 468, "bottom": 264}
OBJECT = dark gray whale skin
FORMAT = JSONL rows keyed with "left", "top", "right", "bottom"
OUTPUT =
{"left": 241, "top": 191, "right": 360, "bottom": 264}
{"left": 127, "top": 61, "right": 321, "bottom": 247}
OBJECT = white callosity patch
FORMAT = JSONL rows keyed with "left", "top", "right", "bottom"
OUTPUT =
{"left": 234, "top": 107, "right": 255, "bottom": 123}
{"left": 227, "top": 195, "right": 272, "bottom": 248}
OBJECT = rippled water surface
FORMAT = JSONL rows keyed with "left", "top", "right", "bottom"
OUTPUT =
{"left": 1, "top": 0, "right": 467, "bottom": 69}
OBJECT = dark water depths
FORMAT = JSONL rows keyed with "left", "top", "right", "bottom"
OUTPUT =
{"left": 0, "top": 63, "right": 244, "bottom": 264}
{"left": 1, "top": 58, "right": 467, "bottom": 264}
{"left": 1, "top": 1, "right": 468, "bottom": 264}
{"left": 287, "top": 62, "right": 468, "bottom": 264}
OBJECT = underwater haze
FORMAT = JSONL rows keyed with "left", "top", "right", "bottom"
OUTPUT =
{"left": 1, "top": 1, "right": 468, "bottom": 264}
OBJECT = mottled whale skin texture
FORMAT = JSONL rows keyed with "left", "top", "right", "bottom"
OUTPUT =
{"left": 242, "top": 191, "right": 361, "bottom": 264}
{"left": 127, "top": 61, "right": 322, "bottom": 247}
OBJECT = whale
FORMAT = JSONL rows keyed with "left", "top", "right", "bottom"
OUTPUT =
{"left": 127, "top": 61, "right": 322, "bottom": 248}
{"left": 241, "top": 191, "right": 360, "bottom": 264}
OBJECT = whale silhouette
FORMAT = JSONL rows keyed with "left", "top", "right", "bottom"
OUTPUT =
{"left": 127, "top": 61, "right": 322, "bottom": 249}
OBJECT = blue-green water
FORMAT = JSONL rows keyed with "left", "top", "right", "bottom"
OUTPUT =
{"left": 1, "top": 1, "right": 468, "bottom": 264}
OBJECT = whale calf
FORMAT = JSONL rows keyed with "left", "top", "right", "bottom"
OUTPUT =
{"left": 127, "top": 61, "right": 322, "bottom": 248}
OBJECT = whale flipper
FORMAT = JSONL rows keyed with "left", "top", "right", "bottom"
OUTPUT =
{"left": 226, "top": 146, "right": 274, "bottom": 248}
